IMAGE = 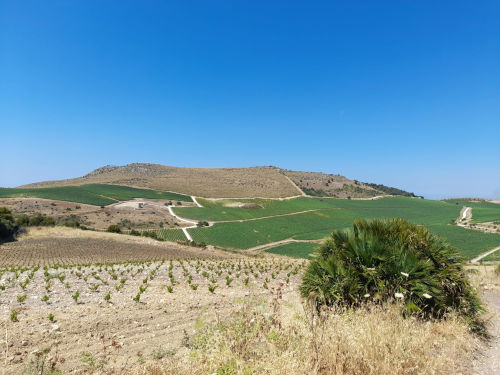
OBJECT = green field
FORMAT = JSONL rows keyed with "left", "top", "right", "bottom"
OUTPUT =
{"left": 481, "top": 249, "right": 500, "bottom": 262}
{"left": 470, "top": 207, "right": 500, "bottom": 223}
{"left": 183, "top": 196, "right": 500, "bottom": 259}
{"left": 0, "top": 184, "right": 192, "bottom": 206}
{"left": 155, "top": 229, "right": 188, "bottom": 242}
{"left": 444, "top": 199, "right": 500, "bottom": 223}
{"left": 265, "top": 242, "right": 319, "bottom": 258}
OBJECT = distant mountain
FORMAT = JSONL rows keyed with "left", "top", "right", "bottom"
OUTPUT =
{"left": 21, "top": 163, "right": 417, "bottom": 199}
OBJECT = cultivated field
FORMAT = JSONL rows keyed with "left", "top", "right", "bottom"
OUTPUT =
{"left": 173, "top": 196, "right": 500, "bottom": 258}
{"left": 0, "top": 228, "right": 219, "bottom": 266}
{"left": 0, "top": 184, "right": 192, "bottom": 206}
{"left": 0, "top": 232, "right": 305, "bottom": 373}
{"left": 0, "top": 230, "right": 496, "bottom": 374}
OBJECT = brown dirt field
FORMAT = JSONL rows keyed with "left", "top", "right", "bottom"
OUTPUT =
{"left": 21, "top": 163, "right": 301, "bottom": 198}
{"left": 0, "top": 255, "right": 304, "bottom": 374}
{"left": 0, "top": 227, "right": 224, "bottom": 266}
{"left": 0, "top": 198, "right": 190, "bottom": 230}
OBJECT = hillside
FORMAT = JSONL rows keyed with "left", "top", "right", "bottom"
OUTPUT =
{"left": 21, "top": 163, "right": 416, "bottom": 199}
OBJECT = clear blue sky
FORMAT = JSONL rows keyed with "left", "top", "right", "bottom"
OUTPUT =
{"left": 1, "top": 1, "right": 499, "bottom": 199}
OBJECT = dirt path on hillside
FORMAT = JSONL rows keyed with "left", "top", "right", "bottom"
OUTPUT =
{"left": 281, "top": 173, "right": 307, "bottom": 196}
{"left": 245, "top": 238, "right": 322, "bottom": 253}
{"left": 470, "top": 247, "right": 500, "bottom": 263}
{"left": 212, "top": 209, "right": 330, "bottom": 224}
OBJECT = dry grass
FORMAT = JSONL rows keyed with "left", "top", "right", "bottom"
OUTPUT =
{"left": 22, "top": 164, "right": 300, "bottom": 198}
{"left": 126, "top": 294, "right": 478, "bottom": 375}
{"left": 12, "top": 262, "right": 493, "bottom": 374}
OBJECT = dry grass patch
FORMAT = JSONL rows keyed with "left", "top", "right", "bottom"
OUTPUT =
{"left": 130, "top": 298, "right": 478, "bottom": 375}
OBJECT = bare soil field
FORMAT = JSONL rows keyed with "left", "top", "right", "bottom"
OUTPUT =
{"left": 0, "top": 227, "right": 223, "bottom": 266}
{"left": 0, "top": 254, "right": 304, "bottom": 374}
{"left": 21, "top": 164, "right": 301, "bottom": 198}
{"left": 0, "top": 228, "right": 497, "bottom": 374}
{"left": 0, "top": 198, "right": 191, "bottom": 231}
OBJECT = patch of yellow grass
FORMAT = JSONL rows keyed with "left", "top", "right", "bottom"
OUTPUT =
{"left": 130, "top": 299, "right": 478, "bottom": 375}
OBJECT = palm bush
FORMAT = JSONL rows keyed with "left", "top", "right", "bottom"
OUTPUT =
{"left": 300, "top": 218, "right": 483, "bottom": 329}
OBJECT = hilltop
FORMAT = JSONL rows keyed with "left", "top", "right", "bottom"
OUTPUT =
{"left": 20, "top": 163, "right": 417, "bottom": 199}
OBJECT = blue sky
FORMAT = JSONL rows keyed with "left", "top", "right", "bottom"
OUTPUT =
{"left": 1, "top": 1, "right": 499, "bottom": 199}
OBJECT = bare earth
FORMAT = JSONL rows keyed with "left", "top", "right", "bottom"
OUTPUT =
{"left": 469, "top": 265, "right": 500, "bottom": 375}
{"left": 0, "top": 198, "right": 191, "bottom": 230}
{"left": 0, "top": 233, "right": 303, "bottom": 373}
{"left": 21, "top": 164, "right": 301, "bottom": 198}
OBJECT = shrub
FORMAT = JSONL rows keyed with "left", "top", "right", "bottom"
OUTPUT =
{"left": 0, "top": 207, "right": 18, "bottom": 243}
{"left": 63, "top": 220, "right": 80, "bottom": 228}
{"left": 300, "top": 218, "right": 483, "bottom": 329}
{"left": 142, "top": 230, "right": 161, "bottom": 240}
{"left": 17, "top": 214, "right": 56, "bottom": 227}
{"left": 106, "top": 225, "right": 122, "bottom": 233}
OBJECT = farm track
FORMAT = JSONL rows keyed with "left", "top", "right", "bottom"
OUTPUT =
{"left": 470, "top": 246, "right": 500, "bottom": 264}
{"left": 281, "top": 173, "right": 307, "bottom": 196}
{"left": 167, "top": 205, "right": 197, "bottom": 241}
{"left": 210, "top": 208, "right": 332, "bottom": 224}
{"left": 245, "top": 238, "right": 322, "bottom": 253}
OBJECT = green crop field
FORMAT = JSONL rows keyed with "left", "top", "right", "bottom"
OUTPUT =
{"left": 185, "top": 196, "right": 500, "bottom": 259}
{"left": 265, "top": 242, "right": 318, "bottom": 259}
{"left": 443, "top": 200, "right": 500, "bottom": 223}
{"left": 0, "top": 184, "right": 192, "bottom": 206}
{"left": 175, "top": 196, "right": 463, "bottom": 222}
{"left": 470, "top": 207, "right": 500, "bottom": 223}
{"left": 155, "top": 229, "right": 187, "bottom": 242}
{"left": 481, "top": 249, "right": 500, "bottom": 262}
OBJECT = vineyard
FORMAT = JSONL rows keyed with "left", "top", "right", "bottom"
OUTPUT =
{"left": 179, "top": 196, "right": 500, "bottom": 258}
{"left": 155, "top": 228, "right": 189, "bottom": 243}
{"left": 0, "top": 255, "right": 305, "bottom": 373}
{"left": 0, "top": 184, "right": 192, "bottom": 206}
{"left": 265, "top": 242, "right": 319, "bottom": 258}
{"left": 0, "top": 236, "right": 215, "bottom": 267}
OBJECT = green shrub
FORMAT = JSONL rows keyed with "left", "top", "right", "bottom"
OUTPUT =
{"left": 0, "top": 207, "right": 18, "bottom": 243}
{"left": 16, "top": 214, "right": 56, "bottom": 227}
{"left": 63, "top": 220, "right": 80, "bottom": 228}
{"left": 106, "top": 225, "right": 122, "bottom": 233}
{"left": 300, "top": 218, "right": 483, "bottom": 329}
{"left": 142, "top": 230, "right": 160, "bottom": 240}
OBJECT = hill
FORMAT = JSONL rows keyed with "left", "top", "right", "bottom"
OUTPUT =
{"left": 20, "top": 163, "right": 416, "bottom": 199}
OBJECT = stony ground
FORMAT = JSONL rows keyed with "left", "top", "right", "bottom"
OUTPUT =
{"left": 0, "top": 198, "right": 192, "bottom": 230}
{"left": 0, "top": 227, "right": 221, "bottom": 267}
{"left": 0, "top": 254, "right": 304, "bottom": 373}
